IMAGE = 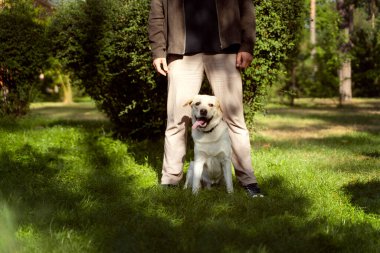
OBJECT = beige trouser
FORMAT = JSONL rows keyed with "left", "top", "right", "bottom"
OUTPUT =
{"left": 161, "top": 53, "right": 257, "bottom": 186}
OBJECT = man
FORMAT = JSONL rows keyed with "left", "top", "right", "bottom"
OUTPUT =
{"left": 148, "top": 0, "right": 262, "bottom": 197}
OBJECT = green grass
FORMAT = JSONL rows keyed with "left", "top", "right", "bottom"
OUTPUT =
{"left": 0, "top": 99, "right": 379, "bottom": 253}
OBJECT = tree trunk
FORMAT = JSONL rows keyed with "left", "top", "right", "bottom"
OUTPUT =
{"left": 338, "top": 57, "right": 352, "bottom": 104}
{"left": 370, "top": 0, "right": 377, "bottom": 29}
{"left": 310, "top": 0, "right": 318, "bottom": 77}
{"left": 290, "top": 64, "right": 297, "bottom": 106}
{"left": 59, "top": 73, "right": 73, "bottom": 104}
{"left": 310, "top": 0, "right": 316, "bottom": 59}
{"left": 337, "top": 1, "right": 354, "bottom": 105}
{"left": 62, "top": 83, "right": 73, "bottom": 104}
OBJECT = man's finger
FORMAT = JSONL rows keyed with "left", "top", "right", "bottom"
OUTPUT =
{"left": 161, "top": 59, "right": 168, "bottom": 74}
{"left": 236, "top": 53, "right": 243, "bottom": 68}
{"left": 241, "top": 58, "right": 249, "bottom": 69}
{"left": 236, "top": 52, "right": 253, "bottom": 69}
{"left": 153, "top": 58, "right": 168, "bottom": 76}
{"left": 156, "top": 65, "right": 167, "bottom": 76}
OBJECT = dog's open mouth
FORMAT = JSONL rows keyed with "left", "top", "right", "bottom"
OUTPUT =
{"left": 192, "top": 116, "right": 212, "bottom": 129}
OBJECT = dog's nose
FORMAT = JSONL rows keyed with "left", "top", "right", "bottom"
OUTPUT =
{"left": 200, "top": 109, "right": 207, "bottom": 116}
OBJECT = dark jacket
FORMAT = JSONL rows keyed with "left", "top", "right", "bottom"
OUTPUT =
{"left": 148, "top": 0, "right": 256, "bottom": 59}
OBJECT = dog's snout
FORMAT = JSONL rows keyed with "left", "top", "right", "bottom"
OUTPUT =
{"left": 200, "top": 109, "right": 207, "bottom": 116}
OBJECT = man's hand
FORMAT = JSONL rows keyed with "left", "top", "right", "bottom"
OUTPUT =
{"left": 236, "top": 52, "right": 253, "bottom": 69}
{"left": 153, "top": 58, "right": 168, "bottom": 76}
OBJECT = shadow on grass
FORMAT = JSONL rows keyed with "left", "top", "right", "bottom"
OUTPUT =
{"left": 302, "top": 134, "right": 379, "bottom": 154}
{"left": 1, "top": 138, "right": 379, "bottom": 252}
{"left": 361, "top": 150, "right": 380, "bottom": 159}
{"left": 124, "top": 139, "right": 165, "bottom": 181}
{"left": 0, "top": 131, "right": 182, "bottom": 252}
{"left": 254, "top": 133, "right": 380, "bottom": 173}
{"left": 1, "top": 117, "right": 379, "bottom": 252}
{"left": 46, "top": 119, "right": 112, "bottom": 132}
{"left": 0, "top": 144, "right": 82, "bottom": 229}
{"left": 343, "top": 180, "right": 380, "bottom": 216}
{"left": 0, "top": 117, "right": 111, "bottom": 135}
{"left": 125, "top": 131, "right": 195, "bottom": 183}
{"left": 265, "top": 108, "right": 380, "bottom": 135}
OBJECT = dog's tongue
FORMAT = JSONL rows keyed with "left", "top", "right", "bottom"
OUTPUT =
{"left": 192, "top": 119, "right": 206, "bottom": 129}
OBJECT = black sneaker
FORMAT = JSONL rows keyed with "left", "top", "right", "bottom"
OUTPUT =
{"left": 243, "top": 183, "right": 264, "bottom": 198}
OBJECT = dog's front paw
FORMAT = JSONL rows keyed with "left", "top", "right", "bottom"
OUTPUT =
{"left": 192, "top": 187, "right": 200, "bottom": 194}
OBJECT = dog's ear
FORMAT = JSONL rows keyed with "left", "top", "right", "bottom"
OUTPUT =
{"left": 183, "top": 99, "right": 193, "bottom": 107}
{"left": 216, "top": 100, "right": 223, "bottom": 113}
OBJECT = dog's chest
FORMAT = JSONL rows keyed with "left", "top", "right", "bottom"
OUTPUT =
{"left": 193, "top": 121, "right": 231, "bottom": 159}
{"left": 194, "top": 134, "right": 231, "bottom": 158}
{"left": 195, "top": 142, "right": 229, "bottom": 157}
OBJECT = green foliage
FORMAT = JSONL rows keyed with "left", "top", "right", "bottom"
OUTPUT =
{"left": 284, "top": 0, "right": 342, "bottom": 100}
{"left": 49, "top": 0, "right": 306, "bottom": 137}
{"left": 48, "top": 0, "right": 86, "bottom": 73}
{"left": 0, "top": 0, "right": 49, "bottom": 116}
{"left": 244, "top": 0, "right": 306, "bottom": 117}
{"left": 50, "top": 0, "right": 164, "bottom": 138}
{"left": 351, "top": 8, "right": 380, "bottom": 97}
{"left": 310, "top": 0, "right": 342, "bottom": 97}
{"left": 281, "top": 0, "right": 380, "bottom": 100}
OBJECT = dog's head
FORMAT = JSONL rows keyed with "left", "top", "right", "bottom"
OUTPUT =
{"left": 184, "top": 95, "right": 223, "bottom": 130}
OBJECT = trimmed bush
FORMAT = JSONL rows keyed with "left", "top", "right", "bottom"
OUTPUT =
{"left": 50, "top": 0, "right": 305, "bottom": 138}
{"left": 50, "top": 0, "right": 164, "bottom": 138}
{"left": 0, "top": 0, "right": 49, "bottom": 116}
{"left": 245, "top": 0, "right": 306, "bottom": 116}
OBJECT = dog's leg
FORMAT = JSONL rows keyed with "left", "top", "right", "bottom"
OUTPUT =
{"left": 202, "top": 162, "right": 212, "bottom": 190}
{"left": 204, "top": 178, "right": 212, "bottom": 190}
{"left": 222, "top": 160, "right": 233, "bottom": 193}
{"left": 192, "top": 159, "right": 205, "bottom": 194}
{"left": 184, "top": 162, "right": 194, "bottom": 189}
{"left": 202, "top": 174, "right": 212, "bottom": 190}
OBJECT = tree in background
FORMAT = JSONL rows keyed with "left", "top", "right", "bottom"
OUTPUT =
{"left": 47, "top": 0, "right": 88, "bottom": 104}
{"left": 246, "top": 0, "right": 306, "bottom": 110}
{"left": 351, "top": 0, "right": 380, "bottom": 97}
{"left": 337, "top": 0, "right": 354, "bottom": 104}
{"left": 283, "top": 0, "right": 341, "bottom": 101}
{"left": 279, "top": 0, "right": 380, "bottom": 103}
{"left": 0, "top": 0, "right": 49, "bottom": 116}
{"left": 43, "top": 58, "right": 73, "bottom": 104}
{"left": 273, "top": 0, "right": 307, "bottom": 106}
{"left": 310, "top": 0, "right": 317, "bottom": 64}
{"left": 49, "top": 0, "right": 165, "bottom": 137}
{"left": 370, "top": 0, "right": 379, "bottom": 28}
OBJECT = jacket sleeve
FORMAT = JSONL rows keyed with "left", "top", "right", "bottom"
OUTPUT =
{"left": 148, "top": 0, "right": 167, "bottom": 59}
{"left": 239, "top": 0, "right": 256, "bottom": 54}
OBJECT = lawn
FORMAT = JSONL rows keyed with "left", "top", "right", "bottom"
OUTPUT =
{"left": 0, "top": 99, "right": 379, "bottom": 253}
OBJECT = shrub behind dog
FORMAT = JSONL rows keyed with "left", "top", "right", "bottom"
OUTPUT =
{"left": 50, "top": 0, "right": 305, "bottom": 138}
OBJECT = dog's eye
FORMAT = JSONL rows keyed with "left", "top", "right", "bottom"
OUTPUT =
{"left": 208, "top": 103, "right": 214, "bottom": 107}
{"left": 195, "top": 102, "right": 201, "bottom": 106}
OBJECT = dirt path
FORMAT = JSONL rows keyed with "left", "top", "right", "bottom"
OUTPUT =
{"left": 30, "top": 102, "right": 107, "bottom": 121}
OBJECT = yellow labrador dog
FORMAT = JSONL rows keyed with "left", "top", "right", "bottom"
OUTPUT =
{"left": 184, "top": 95, "right": 233, "bottom": 194}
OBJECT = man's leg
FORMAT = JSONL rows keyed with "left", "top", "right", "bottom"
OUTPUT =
{"left": 161, "top": 54, "right": 204, "bottom": 185}
{"left": 203, "top": 53, "right": 257, "bottom": 186}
